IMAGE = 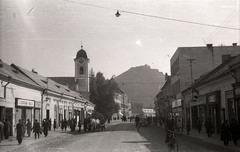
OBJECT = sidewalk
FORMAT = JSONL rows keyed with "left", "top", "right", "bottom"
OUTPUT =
{"left": 0, "top": 128, "right": 77, "bottom": 152}
{"left": 0, "top": 121, "right": 119, "bottom": 152}
{"left": 157, "top": 124, "right": 240, "bottom": 152}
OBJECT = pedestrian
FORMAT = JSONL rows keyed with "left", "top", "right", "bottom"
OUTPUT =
{"left": 220, "top": 120, "right": 231, "bottom": 146}
{"left": 26, "top": 119, "right": 31, "bottom": 137}
{"left": 135, "top": 115, "right": 140, "bottom": 127}
{"left": 42, "top": 119, "right": 49, "bottom": 137}
{"left": 64, "top": 118, "right": 67, "bottom": 131}
{"left": 53, "top": 119, "right": 56, "bottom": 131}
{"left": 186, "top": 120, "right": 190, "bottom": 135}
{"left": 61, "top": 119, "right": 64, "bottom": 131}
{"left": 22, "top": 119, "right": 26, "bottom": 137}
{"left": 16, "top": 119, "right": 23, "bottom": 144}
{"left": 33, "top": 119, "right": 40, "bottom": 139}
{"left": 196, "top": 117, "right": 202, "bottom": 133}
{"left": 78, "top": 120, "right": 82, "bottom": 133}
{"left": 0, "top": 120, "right": 4, "bottom": 143}
{"left": 49, "top": 118, "right": 52, "bottom": 131}
{"left": 4, "top": 119, "right": 10, "bottom": 139}
{"left": 230, "top": 118, "right": 239, "bottom": 146}
{"left": 204, "top": 118, "right": 213, "bottom": 137}
{"left": 84, "top": 118, "right": 87, "bottom": 132}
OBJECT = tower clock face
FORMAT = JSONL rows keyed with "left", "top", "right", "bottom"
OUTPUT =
{"left": 79, "top": 58, "right": 84, "bottom": 64}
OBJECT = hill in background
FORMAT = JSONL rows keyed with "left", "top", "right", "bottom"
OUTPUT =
{"left": 114, "top": 64, "right": 165, "bottom": 115}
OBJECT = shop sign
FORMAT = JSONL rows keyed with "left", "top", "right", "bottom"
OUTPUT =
{"left": 191, "top": 96, "right": 206, "bottom": 106}
{"left": 235, "top": 87, "right": 240, "bottom": 96}
{"left": 35, "top": 101, "right": 41, "bottom": 108}
{"left": 172, "top": 99, "right": 181, "bottom": 108}
{"left": 208, "top": 95, "right": 216, "bottom": 103}
{"left": 226, "top": 90, "right": 234, "bottom": 99}
{"left": 17, "top": 99, "right": 34, "bottom": 107}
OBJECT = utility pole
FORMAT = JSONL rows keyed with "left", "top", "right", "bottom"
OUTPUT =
{"left": 186, "top": 58, "right": 195, "bottom": 134}
{"left": 187, "top": 58, "right": 195, "bottom": 84}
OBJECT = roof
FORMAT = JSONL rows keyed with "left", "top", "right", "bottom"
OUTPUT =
{"left": 75, "top": 46, "right": 88, "bottom": 60}
{"left": 0, "top": 60, "right": 40, "bottom": 88}
{"left": 172, "top": 45, "right": 240, "bottom": 61}
{"left": 11, "top": 64, "right": 84, "bottom": 101}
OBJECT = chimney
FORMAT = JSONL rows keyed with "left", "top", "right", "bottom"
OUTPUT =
{"left": 232, "top": 43, "right": 237, "bottom": 46}
{"left": 206, "top": 44, "right": 213, "bottom": 48}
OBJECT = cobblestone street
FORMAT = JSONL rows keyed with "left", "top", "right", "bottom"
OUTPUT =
{"left": 1, "top": 120, "right": 239, "bottom": 152}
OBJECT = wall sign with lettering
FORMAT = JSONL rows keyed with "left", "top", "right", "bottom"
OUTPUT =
{"left": 16, "top": 98, "right": 34, "bottom": 108}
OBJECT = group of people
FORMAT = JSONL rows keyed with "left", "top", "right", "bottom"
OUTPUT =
{"left": 15, "top": 118, "right": 55, "bottom": 144}
{"left": 220, "top": 118, "right": 239, "bottom": 146}
{"left": 61, "top": 118, "right": 81, "bottom": 132}
{"left": 0, "top": 119, "right": 11, "bottom": 143}
{"left": 196, "top": 117, "right": 239, "bottom": 146}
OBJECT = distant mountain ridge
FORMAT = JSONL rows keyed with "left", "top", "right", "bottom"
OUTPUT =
{"left": 114, "top": 64, "right": 165, "bottom": 114}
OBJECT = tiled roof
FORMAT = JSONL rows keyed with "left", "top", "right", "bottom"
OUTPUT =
{"left": 11, "top": 64, "right": 84, "bottom": 101}
{"left": 0, "top": 60, "right": 40, "bottom": 87}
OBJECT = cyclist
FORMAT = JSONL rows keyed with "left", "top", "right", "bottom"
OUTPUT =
{"left": 165, "top": 114, "right": 176, "bottom": 143}
{"left": 135, "top": 115, "right": 140, "bottom": 129}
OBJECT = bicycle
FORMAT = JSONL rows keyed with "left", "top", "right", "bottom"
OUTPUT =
{"left": 136, "top": 122, "right": 140, "bottom": 132}
{"left": 166, "top": 130, "right": 178, "bottom": 152}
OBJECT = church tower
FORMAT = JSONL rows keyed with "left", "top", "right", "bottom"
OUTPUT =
{"left": 74, "top": 45, "right": 90, "bottom": 100}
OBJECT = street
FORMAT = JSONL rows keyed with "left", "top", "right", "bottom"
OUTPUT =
{"left": 7, "top": 120, "right": 238, "bottom": 152}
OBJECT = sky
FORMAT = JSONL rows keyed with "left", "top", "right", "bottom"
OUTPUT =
{"left": 0, "top": 0, "right": 239, "bottom": 79}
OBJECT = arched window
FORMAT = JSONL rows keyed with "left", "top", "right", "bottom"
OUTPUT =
{"left": 80, "top": 67, "right": 84, "bottom": 74}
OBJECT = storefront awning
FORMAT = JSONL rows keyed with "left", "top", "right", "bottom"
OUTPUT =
{"left": 118, "top": 112, "right": 123, "bottom": 116}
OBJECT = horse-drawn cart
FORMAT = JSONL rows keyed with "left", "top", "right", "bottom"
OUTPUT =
{"left": 87, "top": 112, "right": 106, "bottom": 132}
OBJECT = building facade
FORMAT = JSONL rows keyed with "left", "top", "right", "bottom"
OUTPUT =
{"left": 0, "top": 59, "right": 94, "bottom": 138}
{"left": 170, "top": 44, "right": 240, "bottom": 128}
{"left": 182, "top": 55, "right": 240, "bottom": 133}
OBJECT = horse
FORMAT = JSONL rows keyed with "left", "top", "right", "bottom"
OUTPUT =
{"left": 90, "top": 118, "right": 101, "bottom": 132}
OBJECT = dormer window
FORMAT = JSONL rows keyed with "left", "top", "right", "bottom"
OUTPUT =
{"left": 80, "top": 67, "right": 84, "bottom": 74}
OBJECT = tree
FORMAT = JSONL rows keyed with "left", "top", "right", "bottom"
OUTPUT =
{"left": 89, "top": 71, "right": 120, "bottom": 119}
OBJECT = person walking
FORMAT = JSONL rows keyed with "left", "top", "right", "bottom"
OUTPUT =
{"left": 61, "top": 119, "right": 64, "bottom": 131}
{"left": 230, "top": 118, "right": 239, "bottom": 146}
{"left": 4, "top": 119, "right": 10, "bottom": 139}
{"left": 22, "top": 119, "right": 26, "bottom": 137}
{"left": 186, "top": 120, "right": 190, "bottom": 135}
{"left": 220, "top": 120, "right": 231, "bottom": 146}
{"left": 196, "top": 117, "right": 202, "bottom": 134}
{"left": 49, "top": 118, "right": 52, "bottom": 131}
{"left": 33, "top": 119, "right": 40, "bottom": 139}
{"left": 205, "top": 118, "right": 213, "bottom": 137}
{"left": 26, "top": 119, "right": 31, "bottom": 137}
{"left": 16, "top": 119, "right": 23, "bottom": 144}
{"left": 53, "top": 119, "right": 56, "bottom": 131}
{"left": 42, "top": 119, "right": 49, "bottom": 137}
{"left": 135, "top": 115, "right": 140, "bottom": 131}
{"left": 0, "top": 120, "right": 4, "bottom": 143}
{"left": 84, "top": 118, "right": 87, "bottom": 132}
{"left": 78, "top": 120, "right": 82, "bottom": 133}
{"left": 64, "top": 118, "right": 67, "bottom": 131}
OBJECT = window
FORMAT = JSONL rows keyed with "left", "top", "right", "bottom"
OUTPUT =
{"left": 80, "top": 67, "right": 84, "bottom": 74}
{"left": 0, "top": 84, "right": 6, "bottom": 98}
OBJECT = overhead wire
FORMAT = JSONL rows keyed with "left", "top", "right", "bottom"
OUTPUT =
{"left": 63, "top": 0, "right": 240, "bottom": 31}
{"left": 206, "top": 8, "right": 239, "bottom": 43}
